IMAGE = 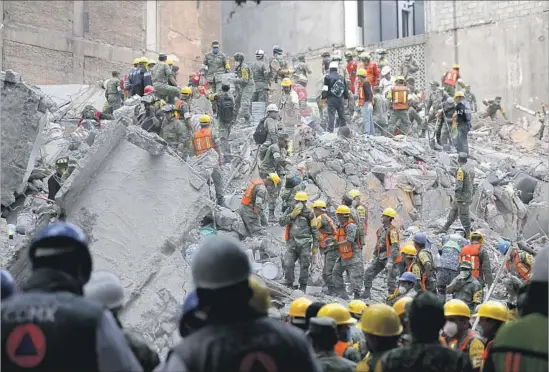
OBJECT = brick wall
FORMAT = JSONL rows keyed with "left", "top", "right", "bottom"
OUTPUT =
{"left": 426, "top": 0, "right": 549, "bottom": 33}
{"left": 3, "top": 1, "right": 73, "bottom": 34}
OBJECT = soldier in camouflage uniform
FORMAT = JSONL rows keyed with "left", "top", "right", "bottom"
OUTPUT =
{"left": 408, "top": 95, "right": 423, "bottom": 135}
{"left": 481, "top": 96, "right": 507, "bottom": 121}
{"left": 151, "top": 53, "right": 180, "bottom": 104}
{"left": 363, "top": 208, "right": 400, "bottom": 299}
{"left": 279, "top": 191, "right": 319, "bottom": 291}
{"left": 446, "top": 261, "right": 483, "bottom": 312}
{"left": 309, "top": 317, "right": 357, "bottom": 372}
{"left": 441, "top": 152, "right": 474, "bottom": 236}
{"left": 293, "top": 55, "right": 312, "bottom": 80}
{"left": 159, "top": 105, "right": 189, "bottom": 158}
{"left": 250, "top": 50, "right": 270, "bottom": 103}
{"left": 437, "top": 240, "right": 461, "bottom": 298}
{"left": 232, "top": 52, "right": 254, "bottom": 126}
{"left": 332, "top": 205, "right": 364, "bottom": 300}
{"left": 239, "top": 174, "right": 278, "bottom": 236}
{"left": 464, "top": 84, "right": 477, "bottom": 112}
{"left": 269, "top": 45, "right": 289, "bottom": 105}
{"left": 413, "top": 232, "right": 436, "bottom": 293}
{"left": 313, "top": 200, "right": 338, "bottom": 295}
{"left": 104, "top": 71, "right": 122, "bottom": 112}
{"left": 203, "top": 40, "right": 229, "bottom": 93}
{"left": 280, "top": 174, "right": 307, "bottom": 214}
{"left": 259, "top": 134, "right": 289, "bottom": 221}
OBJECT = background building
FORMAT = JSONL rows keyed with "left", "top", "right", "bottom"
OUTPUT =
{"left": 0, "top": 1, "right": 221, "bottom": 85}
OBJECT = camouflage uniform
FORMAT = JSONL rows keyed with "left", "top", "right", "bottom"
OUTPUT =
{"left": 269, "top": 56, "right": 287, "bottom": 105}
{"left": 279, "top": 90, "right": 300, "bottom": 138}
{"left": 437, "top": 240, "right": 461, "bottom": 296}
{"left": 203, "top": 51, "right": 228, "bottom": 93}
{"left": 333, "top": 219, "right": 364, "bottom": 297}
{"left": 238, "top": 181, "right": 267, "bottom": 236}
{"left": 482, "top": 99, "right": 507, "bottom": 120}
{"left": 234, "top": 61, "right": 255, "bottom": 125}
{"left": 465, "top": 91, "right": 477, "bottom": 112}
{"left": 408, "top": 105, "right": 423, "bottom": 133}
{"left": 294, "top": 61, "right": 312, "bottom": 79}
{"left": 376, "top": 342, "right": 473, "bottom": 372}
{"left": 373, "top": 93, "right": 390, "bottom": 134}
{"left": 160, "top": 117, "right": 189, "bottom": 157}
{"left": 350, "top": 326, "right": 367, "bottom": 359}
{"left": 105, "top": 77, "right": 122, "bottom": 112}
{"left": 447, "top": 273, "right": 483, "bottom": 312}
{"left": 317, "top": 213, "right": 338, "bottom": 293}
{"left": 259, "top": 143, "right": 288, "bottom": 216}
{"left": 386, "top": 287, "right": 418, "bottom": 306}
{"left": 443, "top": 160, "right": 474, "bottom": 236}
{"left": 250, "top": 59, "right": 270, "bottom": 103}
{"left": 316, "top": 350, "right": 357, "bottom": 372}
{"left": 151, "top": 62, "right": 180, "bottom": 104}
{"left": 214, "top": 90, "right": 235, "bottom": 154}
{"left": 363, "top": 224, "right": 400, "bottom": 297}
{"left": 356, "top": 351, "right": 386, "bottom": 372}
{"left": 279, "top": 202, "right": 319, "bottom": 288}
{"left": 258, "top": 115, "right": 284, "bottom": 159}
{"left": 449, "top": 329, "right": 485, "bottom": 371}
{"left": 280, "top": 181, "right": 307, "bottom": 214}
{"left": 417, "top": 249, "right": 436, "bottom": 292}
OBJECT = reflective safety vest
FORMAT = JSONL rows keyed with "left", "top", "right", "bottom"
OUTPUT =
{"left": 241, "top": 179, "right": 264, "bottom": 213}
{"left": 335, "top": 340, "right": 351, "bottom": 358}
{"left": 318, "top": 213, "right": 337, "bottom": 249}
{"left": 506, "top": 251, "right": 532, "bottom": 281}
{"left": 335, "top": 219, "right": 360, "bottom": 260}
{"left": 444, "top": 69, "right": 459, "bottom": 86}
{"left": 376, "top": 226, "right": 398, "bottom": 257}
{"left": 358, "top": 81, "right": 366, "bottom": 107}
{"left": 193, "top": 127, "right": 214, "bottom": 156}
{"left": 481, "top": 339, "right": 493, "bottom": 370}
{"left": 450, "top": 330, "right": 480, "bottom": 351}
{"left": 365, "top": 62, "right": 380, "bottom": 87}
{"left": 459, "top": 243, "right": 482, "bottom": 280}
{"left": 391, "top": 85, "right": 409, "bottom": 110}
{"left": 406, "top": 261, "right": 422, "bottom": 284}
{"left": 347, "top": 61, "right": 357, "bottom": 94}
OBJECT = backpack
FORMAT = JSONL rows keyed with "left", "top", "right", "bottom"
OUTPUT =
{"left": 218, "top": 94, "right": 234, "bottom": 122}
{"left": 253, "top": 117, "right": 268, "bottom": 145}
{"left": 330, "top": 78, "right": 345, "bottom": 98}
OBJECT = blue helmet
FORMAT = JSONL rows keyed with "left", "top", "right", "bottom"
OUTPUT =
{"left": 413, "top": 232, "right": 427, "bottom": 245}
{"left": 182, "top": 290, "right": 200, "bottom": 318}
{"left": 497, "top": 240, "right": 511, "bottom": 255}
{"left": 1, "top": 269, "right": 16, "bottom": 300}
{"left": 399, "top": 272, "right": 417, "bottom": 283}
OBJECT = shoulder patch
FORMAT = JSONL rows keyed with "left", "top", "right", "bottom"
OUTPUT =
{"left": 456, "top": 168, "right": 464, "bottom": 181}
{"left": 472, "top": 289, "right": 483, "bottom": 304}
{"left": 389, "top": 229, "right": 399, "bottom": 244}
{"left": 412, "top": 265, "right": 422, "bottom": 278}
{"left": 418, "top": 250, "right": 430, "bottom": 264}
{"left": 468, "top": 338, "right": 485, "bottom": 369}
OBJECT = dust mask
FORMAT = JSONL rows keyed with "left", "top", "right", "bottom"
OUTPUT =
{"left": 443, "top": 321, "right": 458, "bottom": 338}
{"left": 398, "top": 286, "right": 408, "bottom": 294}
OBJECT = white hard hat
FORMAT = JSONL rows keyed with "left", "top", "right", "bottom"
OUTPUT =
{"left": 84, "top": 271, "right": 125, "bottom": 310}
{"left": 329, "top": 61, "right": 339, "bottom": 70}
{"left": 266, "top": 104, "right": 279, "bottom": 112}
{"left": 255, "top": 50, "right": 265, "bottom": 56}
{"left": 381, "top": 66, "right": 391, "bottom": 76}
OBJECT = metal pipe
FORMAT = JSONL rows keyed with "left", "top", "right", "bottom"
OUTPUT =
{"left": 452, "top": 0, "right": 459, "bottom": 63}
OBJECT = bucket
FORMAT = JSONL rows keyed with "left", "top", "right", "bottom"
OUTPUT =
{"left": 260, "top": 261, "right": 281, "bottom": 280}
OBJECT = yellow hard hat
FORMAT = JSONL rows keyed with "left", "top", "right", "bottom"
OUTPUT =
{"left": 348, "top": 300, "right": 368, "bottom": 316}
{"left": 357, "top": 68, "right": 367, "bottom": 77}
{"left": 133, "top": 58, "right": 140, "bottom": 65}
{"left": 167, "top": 59, "right": 174, "bottom": 66}
{"left": 400, "top": 244, "right": 417, "bottom": 256}
{"left": 454, "top": 91, "right": 465, "bottom": 98}
{"left": 317, "top": 303, "right": 357, "bottom": 326}
{"left": 281, "top": 78, "right": 292, "bottom": 87}
{"left": 475, "top": 301, "right": 508, "bottom": 322}
{"left": 288, "top": 297, "right": 312, "bottom": 318}
{"left": 180, "top": 86, "right": 192, "bottom": 95}
{"left": 313, "top": 200, "right": 327, "bottom": 209}
{"left": 452, "top": 64, "right": 460, "bottom": 69}
{"left": 294, "top": 191, "right": 308, "bottom": 201}
{"left": 139, "top": 57, "right": 149, "bottom": 64}
{"left": 348, "top": 189, "right": 361, "bottom": 198}
{"left": 268, "top": 173, "right": 281, "bottom": 186}
{"left": 336, "top": 205, "right": 351, "bottom": 215}
{"left": 249, "top": 277, "right": 271, "bottom": 314}
{"left": 469, "top": 231, "right": 485, "bottom": 244}
{"left": 395, "top": 76, "right": 406, "bottom": 82}
{"left": 382, "top": 208, "right": 397, "bottom": 218}
{"left": 393, "top": 297, "right": 413, "bottom": 317}
{"left": 358, "top": 304, "right": 403, "bottom": 336}
{"left": 444, "top": 299, "right": 471, "bottom": 318}
{"left": 147, "top": 60, "right": 156, "bottom": 66}
{"left": 199, "top": 114, "right": 212, "bottom": 123}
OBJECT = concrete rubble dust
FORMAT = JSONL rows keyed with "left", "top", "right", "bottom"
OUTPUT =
{"left": 1, "top": 69, "right": 548, "bottom": 356}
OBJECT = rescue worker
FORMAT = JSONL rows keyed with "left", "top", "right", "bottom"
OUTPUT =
{"left": 332, "top": 205, "right": 364, "bottom": 300}
{"left": 348, "top": 300, "right": 368, "bottom": 358}
{"left": 1, "top": 222, "right": 143, "bottom": 371}
{"left": 464, "top": 84, "right": 477, "bottom": 112}
{"left": 408, "top": 94, "right": 423, "bottom": 134}
{"left": 280, "top": 173, "right": 306, "bottom": 213}
{"left": 138, "top": 95, "right": 161, "bottom": 134}
{"left": 356, "top": 304, "right": 401, "bottom": 371}
{"left": 377, "top": 292, "right": 474, "bottom": 372}
{"left": 232, "top": 52, "right": 254, "bottom": 126}
{"left": 192, "top": 114, "right": 225, "bottom": 205}
{"left": 125, "top": 58, "right": 139, "bottom": 97}
{"left": 317, "top": 303, "right": 361, "bottom": 362}
{"left": 437, "top": 239, "right": 462, "bottom": 297}
{"left": 406, "top": 77, "right": 419, "bottom": 95}
{"left": 363, "top": 208, "right": 400, "bottom": 299}
{"left": 308, "top": 317, "right": 357, "bottom": 371}
{"left": 358, "top": 53, "right": 380, "bottom": 87}
{"left": 151, "top": 53, "right": 180, "bottom": 104}
{"left": 159, "top": 236, "right": 322, "bottom": 371}
{"left": 280, "top": 192, "right": 318, "bottom": 292}
{"left": 312, "top": 200, "right": 338, "bottom": 295}
{"left": 357, "top": 68, "right": 374, "bottom": 135}
{"left": 214, "top": 83, "right": 235, "bottom": 153}
{"left": 143, "top": 60, "right": 155, "bottom": 87}
{"left": 379, "top": 66, "right": 395, "bottom": 97}
{"left": 79, "top": 105, "right": 109, "bottom": 130}
{"left": 288, "top": 297, "right": 312, "bottom": 331}
{"left": 321, "top": 51, "right": 331, "bottom": 75}
{"left": 203, "top": 40, "right": 229, "bottom": 93}
{"left": 474, "top": 301, "right": 508, "bottom": 369}
{"left": 347, "top": 189, "right": 368, "bottom": 237}
{"left": 104, "top": 71, "right": 122, "bottom": 112}
{"left": 441, "top": 152, "right": 474, "bottom": 237}
{"left": 130, "top": 57, "right": 147, "bottom": 97}
{"left": 483, "top": 247, "right": 548, "bottom": 372}
{"left": 239, "top": 173, "right": 280, "bottom": 236}
{"left": 481, "top": 96, "right": 508, "bottom": 121}
{"left": 344, "top": 51, "right": 357, "bottom": 96}
{"left": 425, "top": 81, "right": 441, "bottom": 123}
{"left": 294, "top": 54, "right": 312, "bottom": 79}
{"left": 442, "top": 64, "right": 461, "bottom": 96}
{"left": 386, "top": 271, "right": 418, "bottom": 306}
{"left": 294, "top": 75, "right": 312, "bottom": 120}
{"left": 387, "top": 76, "right": 412, "bottom": 135}
{"left": 160, "top": 104, "right": 189, "bottom": 157}
{"left": 413, "top": 232, "right": 436, "bottom": 292}
{"left": 260, "top": 134, "right": 290, "bottom": 220}
{"left": 497, "top": 239, "right": 534, "bottom": 282}
{"left": 436, "top": 96, "right": 457, "bottom": 147}
{"left": 400, "top": 53, "right": 419, "bottom": 80}
{"left": 373, "top": 86, "right": 390, "bottom": 133}
{"left": 447, "top": 261, "right": 483, "bottom": 312}
{"left": 251, "top": 50, "right": 269, "bottom": 103}
{"left": 392, "top": 296, "right": 413, "bottom": 346}
{"left": 259, "top": 104, "right": 284, "bottom": 159}
{"left": 321, "top": 61, "right": 348, "bottom": 133}
{"left": 453, "top": 91, "right": 473, "bottom": 155}
{"left": 84, "top": 271, "right": 160, "bottom": 372}
{"left": 279, "top": 78, "right": 300, "bottom": 139}
{"left": 175, "top": 86, "right": 193, "bottom": 127}
{"left": 459, "top": 231, "right": 493, "bottom": 289}
{"left": 376, "top": 48, "right": 389, "bottom": 72}
{"left": 1, "top": 269, "right": 16, "bottom": 300}
{"left": 47, "top": 156, "right": 69, "bottom": 200}
{"left": 443, "top": 299, "right": 485, "bottom": 371}
{"left": 269, "top": 45, "right": 289, "bottom": 105}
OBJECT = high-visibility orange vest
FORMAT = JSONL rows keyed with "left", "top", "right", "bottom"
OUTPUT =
{"left": 365, "top": 61, "right": 380, "bottom": 87}
{"left": 241, "top": 179, "right": 264, "bottom": 213}
{"left": 335, "top": 340, "right": 351, "bottom": 357}
{"left": 335, "top": 219, "right": 359, "bottom": 260}
{"left": 443, "top": 69, "right": 459, "bottom": 86}
{"left": 459, "top": 244, "right": 482, "bottom": 280}
{"left": 318, "top": 213, "right": 337, "bottom": 249}
{"left": 506, "top": 251, "right": 532, "bottom": 281}
{"left": 358, "top": 81, "right": 365, "bottom": 107}
{"left": 376, "top": 226, "right": 399, "bottom": 257}
{"left": 193, "top": 127, "right": 214, "bottom": 156}
{"left": 450, "top": 330, "right": 480, "bottom": 352}
{"left": 392, "top": 85, "right": 409, "bottom": 110}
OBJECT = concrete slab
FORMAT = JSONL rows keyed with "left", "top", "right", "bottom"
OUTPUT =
{"left": 37, "top": 84, "right": 106, "bottom": 117}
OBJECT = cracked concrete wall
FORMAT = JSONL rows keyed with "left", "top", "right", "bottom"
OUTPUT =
{"left": 0, "top": 1, "right": 221, "bottom": 85}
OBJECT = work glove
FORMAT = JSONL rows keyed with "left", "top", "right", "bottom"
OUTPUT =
{"left": 319, "top": 99, "right": 326, "bottom": 109}
{"left": 290, "top": 205, "right": 303, "bottom": 218}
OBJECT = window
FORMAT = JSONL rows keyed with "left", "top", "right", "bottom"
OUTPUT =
{"left": 357, "top": 0, "right": 364, "bottom": 28}
{"left": 401, "top": 9, "right": 410, "bottom": 38}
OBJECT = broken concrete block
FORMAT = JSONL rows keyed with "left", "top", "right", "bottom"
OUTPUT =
{"left": 1, "top": 71, "right": 47, "bottom": 206}
{"left": 315, "top": 170, "right": 347, "bottom": 203}
{"left": 326, "top": 159, "right": 344, "bottom": 174}
{"left": 126, "top": 126, "right": 167, "bottom": 156}
{"left": 344, "top": 163, "right": 358, "bottom": 176}
{"left": 512, "top": 172, "right": 538, "bottom": 204}
{"left": 215, "top": 207, "right": 243, "bottom": 232}
{"left": 114, "top": 106, "right": 137, "bottom": 126}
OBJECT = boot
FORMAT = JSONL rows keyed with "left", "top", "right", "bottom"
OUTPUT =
{"left": 299, "top": 284, "right": 307, "bottom": 293}
{"left": 338, "top": 289, "right": 350, "bottom": 300}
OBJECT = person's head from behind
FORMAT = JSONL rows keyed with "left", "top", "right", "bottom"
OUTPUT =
{"left": 307, "top": 317, "right": 338, "bottom": 352}
{"left": 84, "top": 271, "right": 124, "bottom": 317}
{"left": 358, "top": 304, "right": 402, "bottom": 353}
{"left": 409, "top": 292, "right": 445, "bottom": 343}
{"left": 221, "top": 83, "right": 230, "bottom": 92}
{"left": 305, "top": 301, "right": 326, "bottom": 329}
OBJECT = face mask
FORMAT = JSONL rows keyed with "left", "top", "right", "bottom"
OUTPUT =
{"left": 212, "top": 47, "right": 219, "bottom": 54}
{"left": 398, "top": 286, "right": 408, "bottom": 294}
{"left": 460, "top": 270, "right": 471, "bottom": 279}
{"left": 443, "top": 321, "right": 458, "bottom": 338}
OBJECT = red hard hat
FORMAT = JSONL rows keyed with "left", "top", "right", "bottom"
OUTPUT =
{"left": 144, "top": 86, "right": 155, "bottom": 95}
